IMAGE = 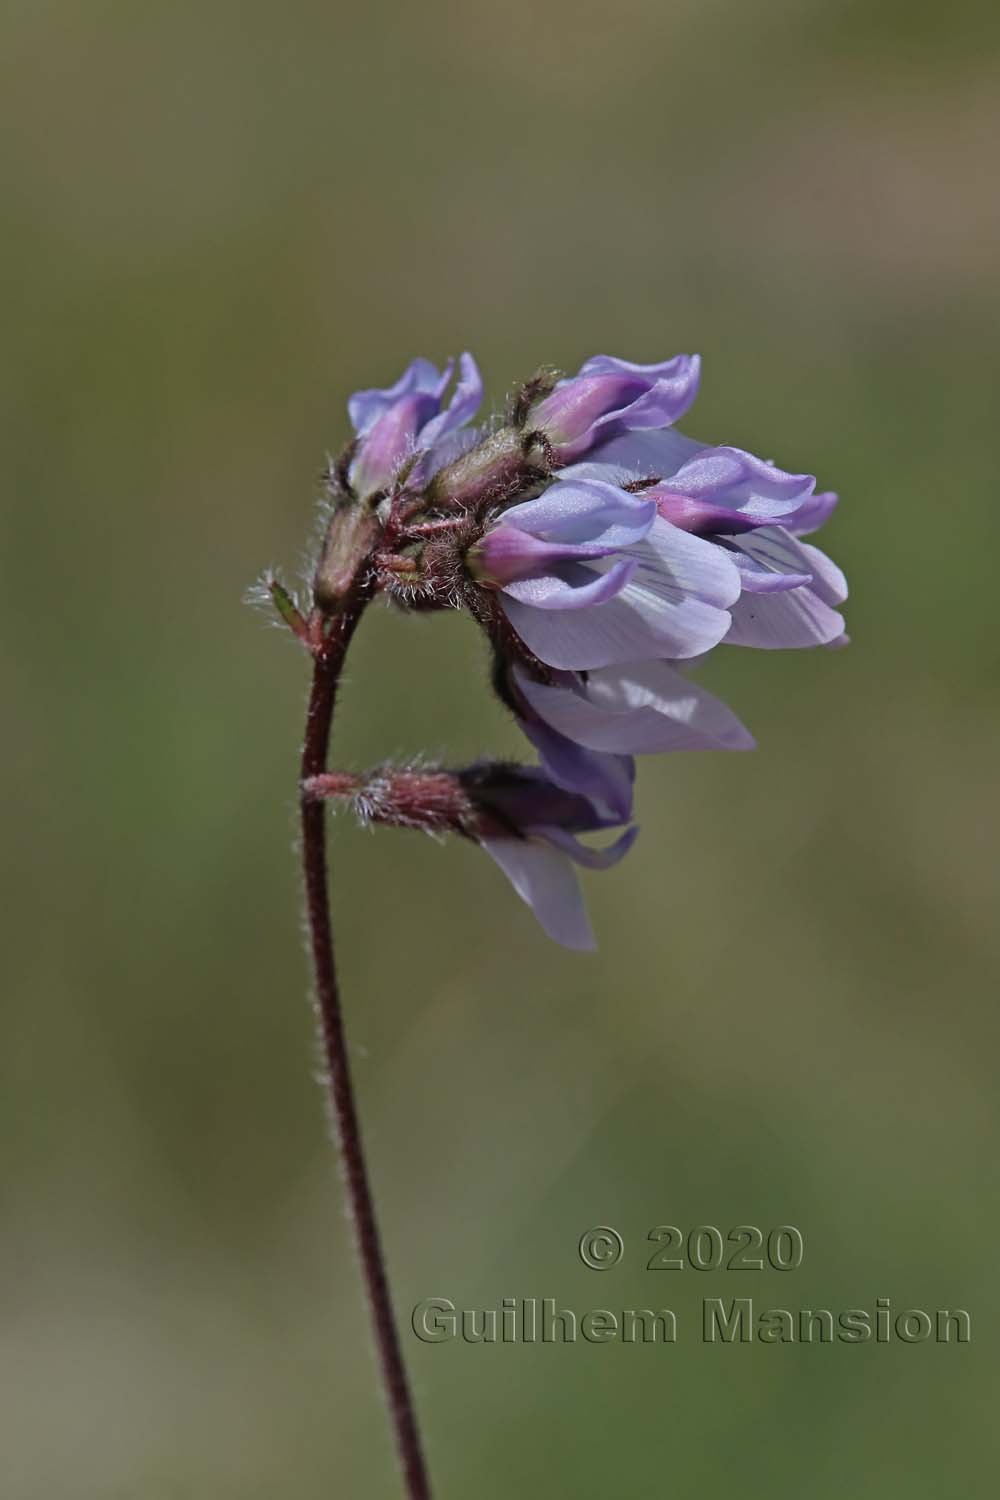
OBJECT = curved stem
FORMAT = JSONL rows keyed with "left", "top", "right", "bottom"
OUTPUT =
{"left": 300, "top": 602, "right": 433, "bottom": 1500}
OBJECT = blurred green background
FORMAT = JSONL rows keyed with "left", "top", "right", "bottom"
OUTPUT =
{"left": 3, "top": 1, "right": 999, "bottom": 1495}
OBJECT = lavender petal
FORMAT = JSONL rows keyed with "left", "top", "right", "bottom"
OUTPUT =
{"left": 480, "top": 837, "right": 596, "bottom": 950}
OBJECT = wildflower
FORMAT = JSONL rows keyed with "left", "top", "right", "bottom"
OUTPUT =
{"left": 275, "top": 346, "right": 848, "bottom": 951}
{"left": 260, "top": 343, "right": 852, "bottom": 1500}
{"left": 347, "top": 353, "right": 483, "bottom": 499}
{"left": 305, "top": 762, "right": 637, "bottom": 950}
{"left": 567, "top": 437, "right": 846, "bottom": 648}
{"left": 468, "top": 476, "right": 742, "bottom": 667}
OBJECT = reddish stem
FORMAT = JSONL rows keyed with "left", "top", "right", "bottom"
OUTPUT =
{"left": 300, "top": 598, "right": 432, "bottom": 1500}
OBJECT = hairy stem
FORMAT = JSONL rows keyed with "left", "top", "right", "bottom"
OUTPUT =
{"left": 300, "top": 599, "right": 433, "bottom": 1500}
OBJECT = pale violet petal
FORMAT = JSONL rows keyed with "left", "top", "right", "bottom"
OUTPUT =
{"left": 476, "top": 525, "right": 638, "bottom": 585}
{"left": 726, "top": 588, "right": 845, "bottom": 649}
{"left": 583, "top": 427, "right": 709, "bottom": 480}
{"left": 515, "top": 663, "right": 755, "bottom": 754}
{"left": 538, "top": 824, "right": 639, "bottom": 870}
{"left": 517, "top": 717, "right": 635, "bottom": 821}
{"left": 500, "top": 519, "right": 739, "bottom": 666}
{"left": 732, "top": 527, "right": 847, "bottom": 606}
{"left": 798, "top": 541, "right": 848, "bottom": 605}
{"left": 498, "top": 480, "right": 654, "bottom": 547}
{"left": 502, "top": 574, "right": 731, "bottom": 666}
{"left": 580, "top": 353, "right": 699, "bottom": 382}
{"left": 502, "top": 558, "right": 637, "bottom": 611}
{"left": 420, "top": 352, "right": 483, "bottom": 446}
{"left": 727, "top": 547, "right": 812, "bottom": 595}
{"left": 784, "top": 490, "right": 840, "bottom": 536}
{"left": 347, "top": 357, "right": 446, "bottom": 434}
{"left": 666, "top": 446, "right": 814, "bottom": 515}
{"left": 637, "top": 517, "right": 743, "bottom": 607}
{"left": 481, "top": 837, "right": 595, "bottom": 950}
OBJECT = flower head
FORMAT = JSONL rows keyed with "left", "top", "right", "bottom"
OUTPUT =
{"left": 347, "top": 353, "right": 483, "bottom": 499}
{"left": 275, "top": 344, "right": 849, "bottom": 951}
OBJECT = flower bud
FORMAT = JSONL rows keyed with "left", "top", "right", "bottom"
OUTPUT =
{"left": 350, "top": 392, "right": 440, "bottom": 499}
{"left": 529, "top": 353, "right": 700, "bottom": 462}
{"left": 346, "top": 354, "right": 483, "bottom": 499}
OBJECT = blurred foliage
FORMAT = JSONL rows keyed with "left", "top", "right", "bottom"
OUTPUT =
{"left": 2, "top": 1, "right": 998, "bottom": 1495}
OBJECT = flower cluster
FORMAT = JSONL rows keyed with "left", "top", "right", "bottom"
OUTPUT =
{"left": 282, "top": 351, "right": 847, "bottom": 947}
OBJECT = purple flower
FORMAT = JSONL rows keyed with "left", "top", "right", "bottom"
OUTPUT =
{"left": 469, "top": 477, "right": 742, "bottom": 667}
{"left": 335, "top": 349, "right": 846, "bottom": 912}
{"left": 568, "top": 433, "right": 847, "bottom": 649}
{"left": 305, "top": 760, "right": 636, "bottom": 950}
{"left": 347, "top": 353, "right": 483, "bottom": 499}
{"left": 530, "top": 354, "right": 701, "bottom": 463}
{"left": 462, "top": 764, "right": 638, "bottom": 950}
